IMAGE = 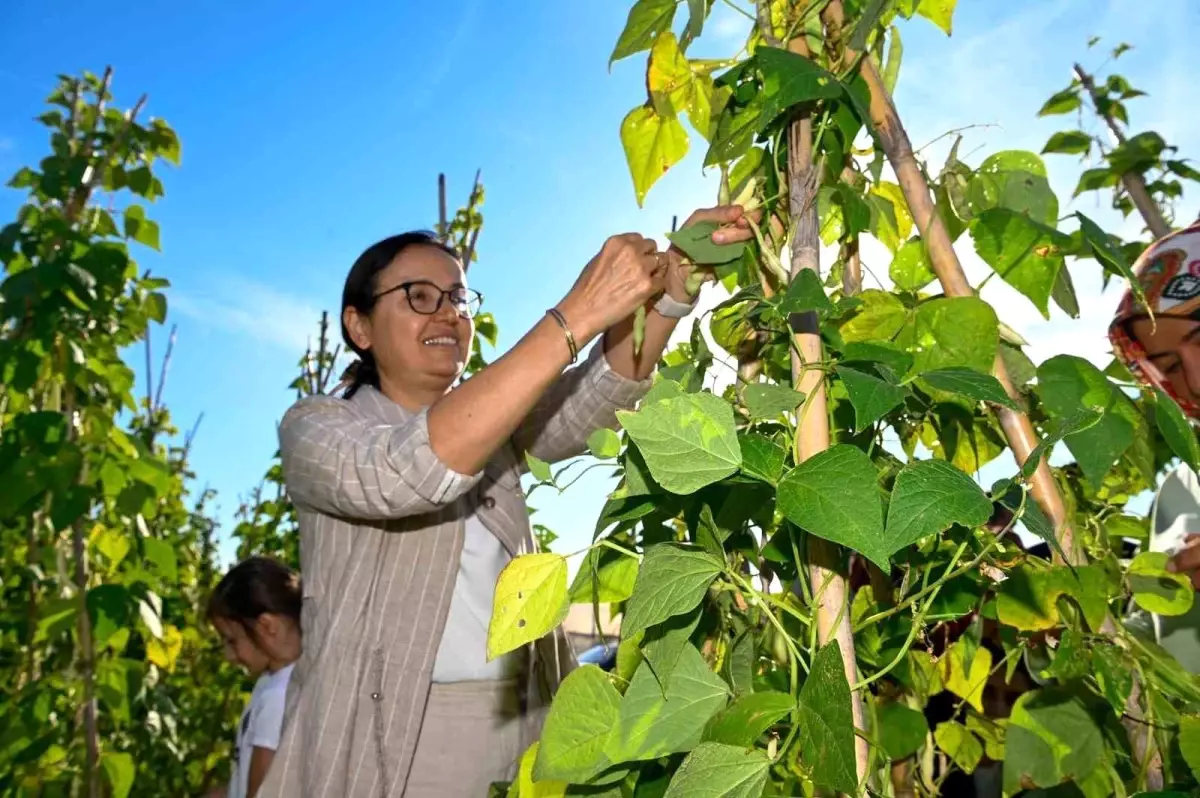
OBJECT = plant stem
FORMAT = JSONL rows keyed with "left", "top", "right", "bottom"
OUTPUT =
{"left": 1072, "top": 64, "right": 1171, "bottom": 239}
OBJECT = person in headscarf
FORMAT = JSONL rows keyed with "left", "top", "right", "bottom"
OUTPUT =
{"left": 1109, "top": 219, "right": 1200, "bottom": 670}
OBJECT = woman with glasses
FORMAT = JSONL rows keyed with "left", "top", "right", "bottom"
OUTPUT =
{"left": 259, "top": 206, "right": 754, "bottom": 798}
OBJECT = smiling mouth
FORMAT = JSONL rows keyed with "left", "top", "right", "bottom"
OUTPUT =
{"left": 422, "top": 336, "right": 459, "bottom": 347}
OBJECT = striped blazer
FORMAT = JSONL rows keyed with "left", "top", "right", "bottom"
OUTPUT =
{"left": 257, "top": 344, "right": 651, "bottom": 798}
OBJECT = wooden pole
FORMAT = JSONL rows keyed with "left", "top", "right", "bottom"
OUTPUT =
{"left": 1073, "top": 64, "right": 1172, "bottom": 240}
{"left": 822, "top": 1, "right": 1080, "bottom": 565}
{"left": 780, "top": 25, "right": 871, "bottom": 788}
{"left": 822, "top": 4, "right": 1162, "bottom": 786}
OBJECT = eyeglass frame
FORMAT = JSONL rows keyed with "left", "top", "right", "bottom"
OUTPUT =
{"left": 372, "top": 280, "right": 484, "bottom": 318}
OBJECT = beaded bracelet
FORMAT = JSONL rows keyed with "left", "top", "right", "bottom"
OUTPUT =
{"left": 545, "top": 308, "right": 578, "bottom": 364}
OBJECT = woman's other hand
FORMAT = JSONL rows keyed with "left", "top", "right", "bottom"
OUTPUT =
{"left": 664, "top": 204, "right": 759, "bottom": 302}
{"left": 1167, "top": 533, "right": 1200, "bottom": 590}
{"left": 558, "top": 233, "right": 666, "bottom": 342}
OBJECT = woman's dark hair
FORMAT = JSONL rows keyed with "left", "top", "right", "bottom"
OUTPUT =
{"left": 207, "top": 556, "right": 302, "bottom": 639}
{"left": 340, "top": 230, "right": 460, "bottom": 399}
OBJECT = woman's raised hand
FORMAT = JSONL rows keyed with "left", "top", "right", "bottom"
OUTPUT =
{"left": 557, "top": 233, "right": 667, "bottom": 342}
{"left": 665, "top": 204, "right": 758, "bottom": 301}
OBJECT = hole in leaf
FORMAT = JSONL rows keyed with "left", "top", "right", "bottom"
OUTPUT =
{"left": 518, "top": 619, "right": 526, "bottom": 628}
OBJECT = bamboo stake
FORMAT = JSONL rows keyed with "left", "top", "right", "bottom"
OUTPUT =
{"left": 822, "top": 3, "right": 1162, "bottom": 787}
{"left": 781, "top": 26, "right": 871, "bottom": 788}
{"left": 823, "top": 2, "right": 1080, "bottom": 565}
{"left": 1073, "top": 64, "right": 1172, "bottom": 240}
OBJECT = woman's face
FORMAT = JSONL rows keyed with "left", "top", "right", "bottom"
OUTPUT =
{"left": 1129, "top": 315, "right": 1200, "bottom": 404}
{"left": 213, "top": 616, "right": 271, "bottom": 676}
{"left": 345, "top": 244, "right": 474, "bottom": 397}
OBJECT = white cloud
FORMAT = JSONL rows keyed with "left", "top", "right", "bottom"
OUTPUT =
{"left": 172, "top": 275, "right": 332, "bottom": 356}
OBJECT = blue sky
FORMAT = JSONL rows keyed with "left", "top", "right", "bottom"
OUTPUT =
{"left": 1, "top": 0, "right": 1197, "bottom": 565}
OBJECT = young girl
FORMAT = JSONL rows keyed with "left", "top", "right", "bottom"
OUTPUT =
{"left": 207, "top": 556, "right": 302, "bottom": 798}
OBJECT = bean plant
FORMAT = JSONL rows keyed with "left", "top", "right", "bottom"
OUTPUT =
{"left": 486, "top": 3, "right": 1200, "bottom": 796}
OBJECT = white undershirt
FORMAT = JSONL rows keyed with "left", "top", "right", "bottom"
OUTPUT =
{"left": 229, "top": 662, "right": 294, "bottom": 798}
{"left": 431, "top": 510, "right": 521, "bottom": 682}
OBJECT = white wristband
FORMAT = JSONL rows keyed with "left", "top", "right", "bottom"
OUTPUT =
{"left": 653, "top": 291, "right": 699, "bottom": 319}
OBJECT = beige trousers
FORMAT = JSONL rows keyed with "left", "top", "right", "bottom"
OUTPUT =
{"left": 404, "top": 680, "right": 537, "bottom": 798}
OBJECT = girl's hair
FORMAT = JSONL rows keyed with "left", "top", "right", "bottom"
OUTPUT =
{"left": 207, "top": 556, "right": 302, "bottom": 638}
{"left": 339, "top": 231, "right": 460, "bottom": 399}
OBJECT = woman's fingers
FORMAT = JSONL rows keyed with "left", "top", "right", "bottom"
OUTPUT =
{"left": 683, "top": 204, "right": 761, "bottom": 245}
{"left": 1167, "top": 536, "right": 1200, "bottom": 589}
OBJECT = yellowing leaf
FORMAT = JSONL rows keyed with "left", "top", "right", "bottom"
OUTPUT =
{"left": 621, "top": 105, "right": 690, "bottom": 207}
{"left": 146, "top": 623, "right": 183, "bottom": 672}
{"left": 487, "top": 553, "right": 570, "bottom": 660}
{"left": 938, "top": 640, "right": 991, "bottom": 713}
{"left": 917, "top": 0, "right": 956, "bottom": 34}
{"left": 511, "top": 743, "right": 567, "bottom": 798}
{"left": 649, "top": 32, "right": 693, "bottom": 115}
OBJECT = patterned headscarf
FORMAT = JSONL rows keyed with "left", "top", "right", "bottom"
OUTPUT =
{"left": 1109, "top": 221, "right": 1200, "bottom": 419}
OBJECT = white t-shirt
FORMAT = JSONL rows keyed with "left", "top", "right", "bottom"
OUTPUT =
{"left": 431, "top": 511, "right": 522, "bottom": 682}
{"left": 229, "top": 662, "right": 295, "bottom": 798}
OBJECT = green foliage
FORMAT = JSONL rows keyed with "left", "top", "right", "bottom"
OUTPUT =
{"left": 489, "top": 11, "right": 1200, "bottom": 798}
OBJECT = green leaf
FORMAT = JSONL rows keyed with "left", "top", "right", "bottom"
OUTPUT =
{"left": 622, "top": 544, "right": 722, "bottom": 639}
{"left": 1154, "top": 388, "right": 1200, "bottom": 472}
{"left": 1017, "top": 408, "right": 1103, "bottom": 482}
{"left": 754, "top": 47, "right": 844, "bottom": 130}
{"left": 840, "top": 341, "right": 914, "bottom": 375}
{"left": 606, "top": 644, "right": 729, "bottom": 762}
{"left": 621, "top": 105, "right": 689, "bottom": 207}
{"left": 839, "top": 289, "right": 907, "bottom": 344}
{"left": 934, "top": 721, "right": 982, "bottom": 774}
{"left": 1107, "top": 131, "right": 1167, "bottom": 175}
{"left": 526, "top": 452, "right": 553, "bottom": 483}
{"left": 534, "top": 665, "right": 622, "bottom": 782}
{"left": 587, "top": 428, "right": 622, "bottom": 459}
{"left": 778, "top": 445, "right": 886, "bottom": 568}
{"left": 1074, "top": 167, "right": 1119, "bottom": 196}
{"left": 1075, "top": 212, "right": 1143, "bottom": 305}
{"left": 610, "top": 0, "right": 676, "bottom": 65}
{"left": 889, "top": 237, "right": 935, "bottom": 292}
{"left": 738, "top": 433, "right": 787, "bottom": 485}
{"left": 703, "top": 691, "right": 794, "bottom": 747}
{"left": 916, "top": 0, "right": 956, "bottom": 34}
{"left": 617, "top": 391, "right": 742, "bottom": 495}
{"left": 778, "top": 268, "right": 836, "bottom": 317}
{"left": 1128, "top": 551, "right": 1195, "bottom": 616}
{"left": 642, "top": 611, "right": 703, "bottom": 692}
{"left": 146, "top": 291, "right": 167, "bottom": 324}
{"left": 1178, "top": 714, "right": 1200, "bottom": 783}
{"left": 662, "top": 742, "right": 770, "bottom": 798}
{"left": 996, "top": 564, "right": 1108, "bottom": 632}
{"left": 1037, "top": 355, "right": 1135, "bottom": 487}
{"left": 1003, "top": 689, "right": 1103, "bottom": 794}
{"left": 1051, "top": 264, "right": 1080, "bottom": 318}
{"left": 101, "top": 752, "right": 135, "bottom": 798}
{"left": 668, "top": 220, "right": 747, "bottom": 266}
{"left": 895, "top": 296, "right": 999, "bottom": 377}
{"left": 877, "top": 702, "right": 927, "bottom": 760}
{"left": 743, "top": 383, "right": 804, "bottom": 420}
{"left": 487, "top": 553, "right": 569, "bottom": 660}
{"left": 939, "top": 640, "right": 991, "bottom": 713}
{"left": 970, "top": 208, "right": 1067, "bottom": 318}
{"left": 123, "top": 205, "right": 161, "bottom": 250}
{"left": 570, "top": 547, "right": 638, "bottom": 604}
{"left": 884, "top": 460, "right": 991, "bottom": 560}
{"left": 836, "top": 365, "right": 907, "bottom": 433}
{"left": 141, "top": 537, "right": 178, "bottom": 582}
{"left": 920, "top": 368, "right": 1018, "bottom": 410}
{"left": 1038, "top": 87, "right": 1082, "bottom": 116}
{"left": 1042, "top": 130, "right": 1092, "bottom": 156}
{"left": 967, "top": 150, "right": 1059, "bottom": 225}
{"left": 797, "top": 643, "right": 858, "bottom": 794}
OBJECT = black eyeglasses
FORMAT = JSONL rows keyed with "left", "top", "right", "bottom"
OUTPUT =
{"left": 374, "top": 280, "right": 484, "bottom": 318}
